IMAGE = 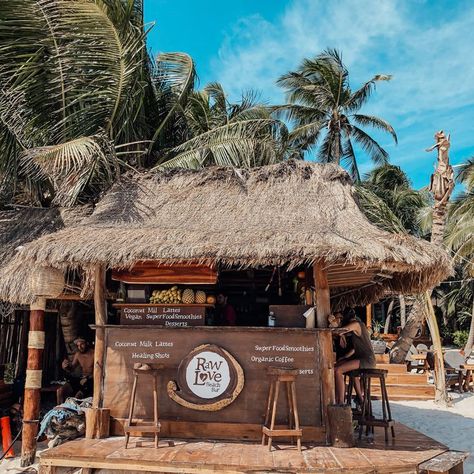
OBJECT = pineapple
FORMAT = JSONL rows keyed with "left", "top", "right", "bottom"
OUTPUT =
{"left": 195, "top": 290, "right": 206, "bottom": 304}
{"left": 181, "top": 288, "right": 195, "bottom": 304}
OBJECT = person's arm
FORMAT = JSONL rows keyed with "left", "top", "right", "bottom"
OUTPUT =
{"left": 339, "top": 321, "right": 361, "bottom": 336}
{"left": 62, "top": 353, "right": 79, "bottom": 372}
{"left": 338, "top": 348, "right": 355, "bottom": 361}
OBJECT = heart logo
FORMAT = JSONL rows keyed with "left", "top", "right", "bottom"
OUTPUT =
{"left": 199, "top": 372, "right": 208, "bottom": 382}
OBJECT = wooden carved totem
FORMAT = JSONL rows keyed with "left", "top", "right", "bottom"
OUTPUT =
{"left": 427, "top": 130, "right": 455, "bottom": 247}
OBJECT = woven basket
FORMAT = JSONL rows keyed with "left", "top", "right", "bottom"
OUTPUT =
{"left": 29, "top": 266, "right": 65, "bottom": 298}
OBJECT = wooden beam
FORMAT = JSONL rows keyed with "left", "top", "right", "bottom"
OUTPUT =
{"left": 88, "top": 265, "right": 110, "bottom": 439}
{"left": 314, "top": 261, "right": 330, "bottom": 328}
{"left": 318, "top": 331, "right": 335, "bottom": 444}
{"left": 366, "top": 304, "right": 372, "bottom": 330}
{"left": 93, "top": 265, "right": 107, "bottom": 408}
{"left": 21, "top": 298, "right": 46, "bottom": 467}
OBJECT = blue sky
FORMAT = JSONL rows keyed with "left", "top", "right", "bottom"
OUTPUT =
{"left": 144, "top": 0, "right": 474, "bottom": 189}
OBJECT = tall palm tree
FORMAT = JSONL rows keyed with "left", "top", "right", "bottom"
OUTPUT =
{"left": 276, "top": 49, "right": 397, "bottom": 181}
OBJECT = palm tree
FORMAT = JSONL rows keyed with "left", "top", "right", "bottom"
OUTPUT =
{"left": 445, "top": 158, "right": 474, "bottom": 354}
{"left": 275, "top": 49, "right": 397, "bottom": 180}
{"left": 0, "top": 0, "right": 285, "bottom": 207}
{"left": 357, "top": 164, "right": 429, "bottom": 234}
{"left": 391, "top": 132, "right": 455, "bottom": 369}
{"left": 356, "top": 165, "right": 428, "bottom": 332}
{"left": 158, "top": 82, "right": 286, "bottom": 169}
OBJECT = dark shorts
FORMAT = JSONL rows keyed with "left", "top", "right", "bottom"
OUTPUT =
{"left": 359, "top": 358, "right": 376, "bottom": 369}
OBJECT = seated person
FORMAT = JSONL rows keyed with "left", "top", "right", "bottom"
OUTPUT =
{"left": 57, "top": 338, "right": 94, "bottom": 404}
{"left": 334, "top": 309, "right": 376, "bottom": 405}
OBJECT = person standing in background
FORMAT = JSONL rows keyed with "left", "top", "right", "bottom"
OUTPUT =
{"left": 215, "top": 292, "right": 237, "bottom": 326}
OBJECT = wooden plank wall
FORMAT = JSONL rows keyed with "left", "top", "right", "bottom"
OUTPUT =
{"left": 102, "top": 327, "right": 326, "bottom": 441}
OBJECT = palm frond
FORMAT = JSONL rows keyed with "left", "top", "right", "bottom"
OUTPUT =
{"left": 352, "top": 114, "right": 398, "bottom": 144}
{"left": 341, "top": 138, "right": 360, "bottom": 182}
{"left": 19, "top": 135, "right": 118, "bottom": 206}
{"left": 350, "top": 125, "right": 389, "bottom": 165}
{"left": 157, "top": 119, "right": 287, "bottom": 169}
{"left": 355, "top": 186, "right": 406, "bottom": 234}
{"left": 345, "top": 74, "right": 392, "bottom": 112}
{"left": 147, "top": 52, "right": 196, "bottom": 154}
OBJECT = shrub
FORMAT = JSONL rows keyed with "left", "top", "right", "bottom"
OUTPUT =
{"left": 453, "top": 330, "right": 469, "bottom": 349}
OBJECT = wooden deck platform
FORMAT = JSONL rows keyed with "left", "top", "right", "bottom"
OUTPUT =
{"left": 38, "top": 422, "right": 457, "bottom": 474}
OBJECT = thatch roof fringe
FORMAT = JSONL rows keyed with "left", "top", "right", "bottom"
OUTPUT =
{"left": 0, "top": 161, "right": 452, "bottom": 304}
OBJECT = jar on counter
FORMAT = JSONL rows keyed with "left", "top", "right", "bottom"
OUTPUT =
{"left": 268, "top": 311, "right": 276, "bottom": 327}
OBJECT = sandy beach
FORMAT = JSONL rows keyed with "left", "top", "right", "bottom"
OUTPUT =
{"left": 376, "top": 392, "right": 474, "bottom": 473}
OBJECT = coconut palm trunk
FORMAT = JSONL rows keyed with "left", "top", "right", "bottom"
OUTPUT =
{"left": 465, "top": 297, "right": 474, "bottom": 356}
{"left": 390, "top": 131, "right": 454, "bottom": 405}
{"left": 384, "top": 299, "right": 394, "bottom": 333}
{"left": 399, "top": 294, "right": 406, "bottom": 327}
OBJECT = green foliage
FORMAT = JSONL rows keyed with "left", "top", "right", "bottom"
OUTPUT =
{"left": 445, "top": 158, "right": 474, "bottom": 270}
{"left": 0, "top": 0, "right": 286, "bottom": 206}
{"left": 276, "top": 49, "right": 397, "bottom": 181}
{"left": 453, "top": 330, "right": 469, "bottom": 348}
{"left": 355, "top": 164, "right": 429, "bottom": 235}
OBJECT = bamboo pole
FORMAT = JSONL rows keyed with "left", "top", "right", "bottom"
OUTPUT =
{"left": 314, "top": 261, "right": 330, "bottom": 328}
{"left": 21, "top": 298, "right": 46, "bottom": 467}
{"left": 318, "top": 331, "right": 335, "bottom": 444}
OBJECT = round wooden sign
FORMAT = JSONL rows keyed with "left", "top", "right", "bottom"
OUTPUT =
{"left": 167, "top": 344, "right": 244, "bottom": 411}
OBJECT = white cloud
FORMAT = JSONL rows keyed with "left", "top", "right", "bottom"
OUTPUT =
{"left": 210, "top": 0, "right": 474, "bottom": 187}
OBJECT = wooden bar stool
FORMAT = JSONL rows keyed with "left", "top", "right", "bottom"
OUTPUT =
{"left": 262, "top": 367, "right": 302, "bottom": 451}
{"left": 356, "top": 368, "right": 395, "bottom": 443}
{"left": 124, "top": 363, "right": 164, "bottom": 449}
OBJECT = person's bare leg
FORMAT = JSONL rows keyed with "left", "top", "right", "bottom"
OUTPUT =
{"left": 334, "top": 359, "right": 361, "bottom": 404}
{"left": 57, "top": 382, "right": 73, "bottom": 405}
{"left": 354, "top": 377, "right": 363, "bottom": 404}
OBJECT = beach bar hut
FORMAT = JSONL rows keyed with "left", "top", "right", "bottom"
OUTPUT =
{"left": 0, "top": 160, "right": 461, "bottom": 473}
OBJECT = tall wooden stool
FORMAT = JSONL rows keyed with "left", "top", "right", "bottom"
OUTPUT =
{"left": 124, "top": 363, "right": 164, "bottom": 449}
{"left": 356, "top": 368, "right": 395, "bottom": 443}
{"left": 262, "top": 367, "right": 302, "bottom": 451}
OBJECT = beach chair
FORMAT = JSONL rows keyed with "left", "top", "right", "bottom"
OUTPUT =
{"left": 443, "top": 350, "right": 471, "bottom": 392}
{"left": 406, "top": 345, "right": 426, "bottom": 372}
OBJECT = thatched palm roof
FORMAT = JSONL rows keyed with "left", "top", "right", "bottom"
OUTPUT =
{"left": 0, "top": 206, "right": 90, "bottom": 304}
{"left": 0, "top": 161, "right": 451, "bottom": 306}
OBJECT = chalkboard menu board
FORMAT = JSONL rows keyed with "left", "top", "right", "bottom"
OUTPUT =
{"left": 115, "top": 304, "right": 206, "bottom": 326}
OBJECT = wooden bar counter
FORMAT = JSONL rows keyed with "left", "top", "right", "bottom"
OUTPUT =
{"left": 99, "top": 325, "right": 333, "bottom": 443}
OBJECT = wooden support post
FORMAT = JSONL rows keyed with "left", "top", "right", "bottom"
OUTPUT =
{"left": 366, "top": 304, "right": 372, "bottom": 330}
{"left": 87, "top": 265, "right": 110, "bottom": 439}
{"left": 304, "top": 268, "right": 313, "bottom": 305}
{"left": 85, "top": 407, "right": 110, "bottom": 438}
{"left": 314, "top": 261, "right": 330, "bottom": 328}
{"left": 318, "top": 331, "right": 336, "bottom": 444}
{"left": 21, "top": 298, "right": 46, "bottom": 467}
{"left": 327, "top": 405, "right": 354, "bottom": 447}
